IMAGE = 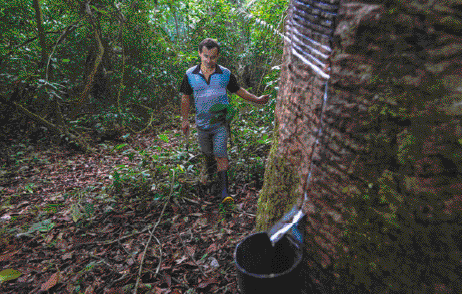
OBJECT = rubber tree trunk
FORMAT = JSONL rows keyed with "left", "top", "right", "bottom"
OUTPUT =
{"left": 256, "top": 0, "right": 462, "bottom": 293}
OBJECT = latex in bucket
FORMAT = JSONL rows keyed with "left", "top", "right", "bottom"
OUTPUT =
{"left": 234, "top": 232, "right": 303, "bottom": 294}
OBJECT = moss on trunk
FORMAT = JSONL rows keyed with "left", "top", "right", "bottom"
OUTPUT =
{"left": 255, "top": 126, "right": 301, "bottom": 231}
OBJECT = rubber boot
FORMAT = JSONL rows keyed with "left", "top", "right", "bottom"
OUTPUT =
{"left": 206, "top": 157, "right": 216, "bottom": 181}
{"left": 218, "top": 170, "right": 233, "bottom": 204}
{"left": 200, "top": 155, "right": 216, "bottom": 186}
{"left": 206, "top": 157, "right": 218, "bottom": 195}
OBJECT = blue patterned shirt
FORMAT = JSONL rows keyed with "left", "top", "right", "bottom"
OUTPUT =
{"left": 180, "top": 64, "right": 240, "bottom": 130}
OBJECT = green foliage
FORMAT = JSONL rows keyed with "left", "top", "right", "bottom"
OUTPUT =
{"left": 228, "top": 93, "right": 273, "bottom": 185}
{"left": 0, "top": 0, "right": 37, "bottom": 73}
{"left": 218, "top": 200, "right": 236, "bottom": 216}
{"left": 397, "top": 131, "right": 416, "bottom": 165}
{"left": 209, "top": 103, "right": 237, "bottom": 125}
{"left": 15, "top": 218, "right": 55, "bottom": 238}
{"left": 158, "top": 134, "right": 169, "bottom": 143}
{"left": 1, "top": 0, "right": 285, "bottom": 148}
{"left": 108, "top": 137, "right": 201, "bottom": 205}
{"left": 61, "top": 188, "right": 98, "bottom": 225}
{"left": 22, "top": 183, "right": 36, "bottom": 194}
{"left": 0, "top": 269, "right": 22, "bottom": 283}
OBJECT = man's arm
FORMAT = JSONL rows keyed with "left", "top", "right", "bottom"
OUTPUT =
{"left": 181, "top": 94, "right": 191, "bottom": 134}
{"left": 181, "top": 94, "right": 191, "bottom": 120}
{"left": 235, "top": 88, "right": 269, "bottom": 104}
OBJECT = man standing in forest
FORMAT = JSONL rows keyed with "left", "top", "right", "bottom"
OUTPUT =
{"left": 180, "top": 38, "right": 269, "bottom": 204}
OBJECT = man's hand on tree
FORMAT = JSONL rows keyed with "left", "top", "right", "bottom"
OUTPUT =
{"left": 182, "top": 120, "right": 189, "bottom": 135}
{"left": 257, "top": 94, "right": 270, "bottom": 104}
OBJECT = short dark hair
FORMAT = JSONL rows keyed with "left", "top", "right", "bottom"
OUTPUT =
{"left": 198, "top": 38, "right": 220, "bottom": 54}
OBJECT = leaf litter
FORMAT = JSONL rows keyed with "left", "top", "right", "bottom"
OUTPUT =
{"left": 0, "top": 130, "right": 261, "bottom": 293}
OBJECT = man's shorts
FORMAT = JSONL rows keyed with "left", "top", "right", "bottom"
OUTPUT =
{"left": 197, "top": 123, "right": 228, "bottom": 158}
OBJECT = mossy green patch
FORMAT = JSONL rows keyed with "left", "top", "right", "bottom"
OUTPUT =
{"left": 255, "top": 126, "right": 301, "bottom": 231}
{"left": 397, "top": 130, "right": 417, "bottom": 165}
{"left": 439, "top": 16, "right": 462, "bottom": 31}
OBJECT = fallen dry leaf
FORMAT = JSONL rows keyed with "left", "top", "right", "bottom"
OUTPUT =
{"left": 206, "top": 243, "right": 217, "bottom": 254}
{"left": 84, "top": 284, "right": 95, "bottom": 293}
{"left": 198, "top": 277, "right": 217, "bottom": 288}
{"left": 186, "top": 245, "right": 196, "bottom": 257}
{"left": 0, "top": 251, "right": 18, "bottom": 262}
{"left": 41, "top": 271, "right": 61, "bottom": 291}
{"left": 62, "top": 252, "right": 73, "bottom": 260}
{"left": 175, "top": 255, "right": 188, "bottom": 264}
{"left": 137, "top": 252, "right": 144, "bottom": 263}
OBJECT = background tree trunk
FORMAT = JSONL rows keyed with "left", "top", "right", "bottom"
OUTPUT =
{"left": 256, "top": 0, "right": 462, "bottom": 293}
{"left": 72, "top": 2, "right": 105, "bottom": 117}
{"left": 32, "top": 0, "right": 48, "bottom": 73}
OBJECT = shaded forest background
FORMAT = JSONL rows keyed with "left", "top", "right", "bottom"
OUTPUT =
{"left": 0, "top": 0, "right": 285, "bottom": 151}
{"left": 0, "top": 0, "right": 288, "bottom": 293}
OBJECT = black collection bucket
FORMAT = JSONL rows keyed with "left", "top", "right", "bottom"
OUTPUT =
{"left": 234, "top": 232, "right": 303, "bottom": 294}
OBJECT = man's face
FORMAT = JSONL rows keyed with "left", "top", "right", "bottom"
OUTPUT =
{"left": 199, "top": 47, "right": 219, "bottom": 70}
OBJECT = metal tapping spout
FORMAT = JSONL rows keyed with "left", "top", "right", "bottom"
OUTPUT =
{"left": 267, "top": 205, "right": 305, "bottom": 247}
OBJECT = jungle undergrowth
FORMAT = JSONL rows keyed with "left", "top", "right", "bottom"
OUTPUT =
{"left": 0, "top": 105, "right": 273, "bottom": 292}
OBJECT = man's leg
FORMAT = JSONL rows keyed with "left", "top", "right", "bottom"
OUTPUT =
{"left": 213, "top": 124, "right": 233, "bottom": 204}
{"left": 216, "top": 157, "right": 232, "bottom": 203}
{"left": 197, "top": 128, "right": 215, "bottom": 185}
{"left": 201, "top": 155, "right": 216, "bottom": 185}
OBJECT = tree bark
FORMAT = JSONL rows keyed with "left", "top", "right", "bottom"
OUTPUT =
{"left": 72, "top": 2, "right": 105, "bottom": 117}
{"left": 256, "top": 0, "right": 462, "bottom": 293}
{"left": 32, "top": 0, "right": 49, "bottom": 73}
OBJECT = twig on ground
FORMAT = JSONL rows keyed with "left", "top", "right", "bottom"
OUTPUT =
{"left": 118, "top": 236, "right": 132, "bottom": 256}
{"left": 87, "top": 253, "right": 113, "bottom": 268}
{"left": 213, "top": 284, "right": 232, "bottom": 293}
{"left": 183, "top": 197, "right": 213, "bottom": 205}
{"left": 153, "top": 235, "right": 162, "bottom": 276}
{"left": 133, "top": 169, "right": 175, "bottom": 294}
{"left": 74, "top": 225, "right": 152, "bottom": 247}
{"left": 232, "top": 208, "right": 256, "bottom": 217}
{"left": 105, "top": 272, "right": 133, "bottom": 290}
{"left": 143, "top": 268, "right": 190, "bottom": 289}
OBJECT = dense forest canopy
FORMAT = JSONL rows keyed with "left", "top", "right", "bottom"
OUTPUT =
{"left": 1, "top": 0, "right": 287, "bottom": 150}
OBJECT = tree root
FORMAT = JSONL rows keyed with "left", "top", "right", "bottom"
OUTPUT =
{"left": 12, "top": 101, "right": 92, "bottom": 152}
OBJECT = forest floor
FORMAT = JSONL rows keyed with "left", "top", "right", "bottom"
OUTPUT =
{"left": 0, "top": 129, "right": 262, "bottom": 293}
